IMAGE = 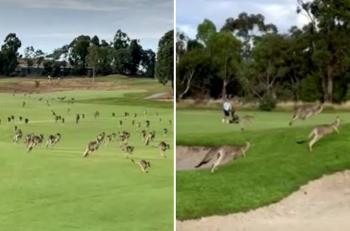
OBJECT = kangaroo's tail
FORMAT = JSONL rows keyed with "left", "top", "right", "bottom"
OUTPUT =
{"left": 195, "top": 152, "right": 212, "bottom": 168}
{"left": 195, "top": 159, "right": 210, "bottom": 168}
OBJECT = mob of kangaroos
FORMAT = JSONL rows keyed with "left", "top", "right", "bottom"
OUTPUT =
{"left": 189, "top": 101, "right": 341, "bottom": 174}
{"left": 8, "top": 94, "right": 171, "bottom": 174}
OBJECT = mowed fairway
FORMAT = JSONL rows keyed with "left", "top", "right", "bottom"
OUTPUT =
{"left": 0, "top": 77, "right": 173, "bottom": 230}
{"left": 176, "top": 109, "right": 350, "bottom": 220}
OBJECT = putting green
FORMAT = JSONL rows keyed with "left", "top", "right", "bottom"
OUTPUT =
{"left": 176, "top": 109, "right": 350, "bottom": 220}
{"left": 0, "top": 76, "right": 173, "bottom": 230}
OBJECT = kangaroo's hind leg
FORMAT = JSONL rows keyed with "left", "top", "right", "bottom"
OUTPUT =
{"left": 138, "top": 163, "right": 148, "bottom": 173}
{"left": 308, "top": 133, "right": 320, "bottom": 152}
{"left": 211, "top": 151, "right": 225, "bottom": 173}
{"left": 334, "top": 127, "right": 340, "bottom": 134}
{"left": 82, "top": 148, "right": 90, "bottom": 158}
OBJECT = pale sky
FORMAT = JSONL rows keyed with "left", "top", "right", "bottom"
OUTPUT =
{"left": 0, "top": 0, "right": 173, "bottom": 54}
{"left": 177, "top": 0, "right": 310, "bottom": 38}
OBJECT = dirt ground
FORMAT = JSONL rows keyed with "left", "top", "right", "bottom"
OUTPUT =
{"left": 177, "top": 170, "right": 350, "bottom": 231}
{"left": 0, "top": 78, "right": 127, "bottom": 93}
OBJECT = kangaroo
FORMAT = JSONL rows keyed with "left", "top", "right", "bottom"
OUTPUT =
{"left": 239, "top": 114, "right": 254, "bottom": 132}
{"left": 27, "top": 134, "right": 44, "bottom": 152}
{"left": 94, "top": 111, "right": 100, "bottom": 119}
{"left": 121, "top": 144, "right": 135, "bottom": 158}
{"left": 46, "top": 133, "right": 61, "bottom": 148}
{"left": 195, "top": 142, "right": 251, "bottom": 173}
{"left": 131, "top": 159, "right": 151, "bottom": 173}
{"left": 297, "top": 117, "right": 340, "bottom": 152}
{"left": 82, "top": 140, "right": 100, "bottom": 158}
{"left": 24, "top": 133, "right": 34, "bottom": 146}
{"left": 144, "top": 131, "right": 155, "bottom": 146}
{"left": 13, "top": 128, "right": 23, "bottom": 143}
{"left": 159, "top": 141, "right": 170, "bottom": 158}
{"left": 96, "top": 132, "right": 106, "bottom": 144}
{"left": 118, "top": 131, "right": 130, "bottom": 144}
{"left": 75, "top": 114, "right": 80, "bottom": 124}
{"left": 289, "top": 104, "right": 323, "bottom": 126}
{"left": 106, "top": 133, "right": 117, "bottom": 143}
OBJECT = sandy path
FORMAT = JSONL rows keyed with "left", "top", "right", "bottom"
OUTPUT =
{"left": 177, "top": 170, "right": 350, "bottom": 231}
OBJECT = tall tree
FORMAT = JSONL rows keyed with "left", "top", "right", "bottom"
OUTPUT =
{"left": 113, "top": 48, "right": 131, "bottom": 74}
{"left": 177, "top": 48, "right": 210, "bottom": 99}
{"left": 34, "top": 49, "right": 45, "bottom": 68}
{"left": 297, "top": 0, "right": 350, "bottom": 102}
{"left": 1, "top": 33, "right": 21, "bottom": 75}
{"left": 155, "top": 30, "right": 174, "bottom": 86}
{"left": 91, "top": 35, "right": 100, "bottom": 47}
{"left": 86, "top": 44, "right": 99, "bottom": 80}
{"left": 69, "top": 35, "right": 91, "bottom": 74}
{"left": 222, "top": 12, "right": 277, "bottom": 59}
{"left": 196, "top": 19, "right": 217, "bottom": 46}
{"left": 128, "top": 39, "right": 143, "bottom": 75}
{"left": 141, "top": 49, "right": 156, "bottom": 77}
{"left": 24, "top": 46, "right": 35, "bottom": 71}
{"left": 113, "top": 29, "right": 130, "bottom": 50}
{"left": 176, "top": 31, "right": 188, "bottom": 62}
{"left": 248, "top": 34, "right": 290, "bottom": 101}
{"left": 207, "top": 31, "right": 242, "bottom": 98}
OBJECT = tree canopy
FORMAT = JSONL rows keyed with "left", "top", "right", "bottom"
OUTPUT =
{"left": 176, "top": 0, "right": 350, "bottom": 107}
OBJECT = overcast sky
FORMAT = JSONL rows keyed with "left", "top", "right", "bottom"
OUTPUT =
{"left": 0, "top": 0, "right": 173, "bottom": 54}
{"left": 177, "top": 0, "right": 310, "bottom": 38}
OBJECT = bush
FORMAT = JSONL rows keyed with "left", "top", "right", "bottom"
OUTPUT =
{"left": 299, "top": 74, "right": 322, "bottom": 102}
{"left": 259, "top": 93, "right": 276, "bottom": 111}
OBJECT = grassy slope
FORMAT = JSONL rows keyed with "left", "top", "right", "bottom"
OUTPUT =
{"left": 0, "top": 76, "right": 173, "bottom": 230}
{"left": 176, "top": 109, "right": 350, "bottom": 220}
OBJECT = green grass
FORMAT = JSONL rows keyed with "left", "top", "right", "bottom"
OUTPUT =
{"left": 176, "top": 109, "right": 350, "bottom": 220}
{"left": 0, "top": 76, "right": 173, "bottom": 230}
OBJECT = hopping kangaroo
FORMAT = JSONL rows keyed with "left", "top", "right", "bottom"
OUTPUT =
{"left": 121, "top": 144, "right": 135, "bottom": 158}
{"left": 159, "top": 141, "right": 170, "bottom": 158}
{"left": 46, "top": 133, "right": 61, "bottom": 148}
{"left": 297, "top": 117, "right": 340, "bottom": 152}
{"left": 82, "top": 140, "right": 100, "bottom": 158}
{"left": 289, "top": 104, "right": 323, "bottom": 126}
{"left": 27, "top": 134, "right": 44, "bottom": 152}
{"left": 13, "top": 128, "right": 23, "bottom": 143}
{"left": 131, "top": 159, "right": 151, "bottom": 173}
{"left": 195, "top": 142, "right": 251, "bottom": 173}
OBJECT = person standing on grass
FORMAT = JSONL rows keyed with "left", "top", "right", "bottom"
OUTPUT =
{"left": 222, "top": 98, "right": 233, "bottom": 123}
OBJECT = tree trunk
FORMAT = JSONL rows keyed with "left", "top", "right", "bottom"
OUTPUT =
{"left": 222, "top": 79, "right": 228, "bottom": 99}
{"left": 324, "top": 64, "right": 334, "bottom": 102}
{"left": 179, "top": 71, "right": 194, "bottom": 99}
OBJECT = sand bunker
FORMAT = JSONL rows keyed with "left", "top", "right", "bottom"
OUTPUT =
{"left": 177, "top": 170, "right": 350, "bottom": 231}
{"left": 176, "top": 145, "right": 234, "bottom": 171}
